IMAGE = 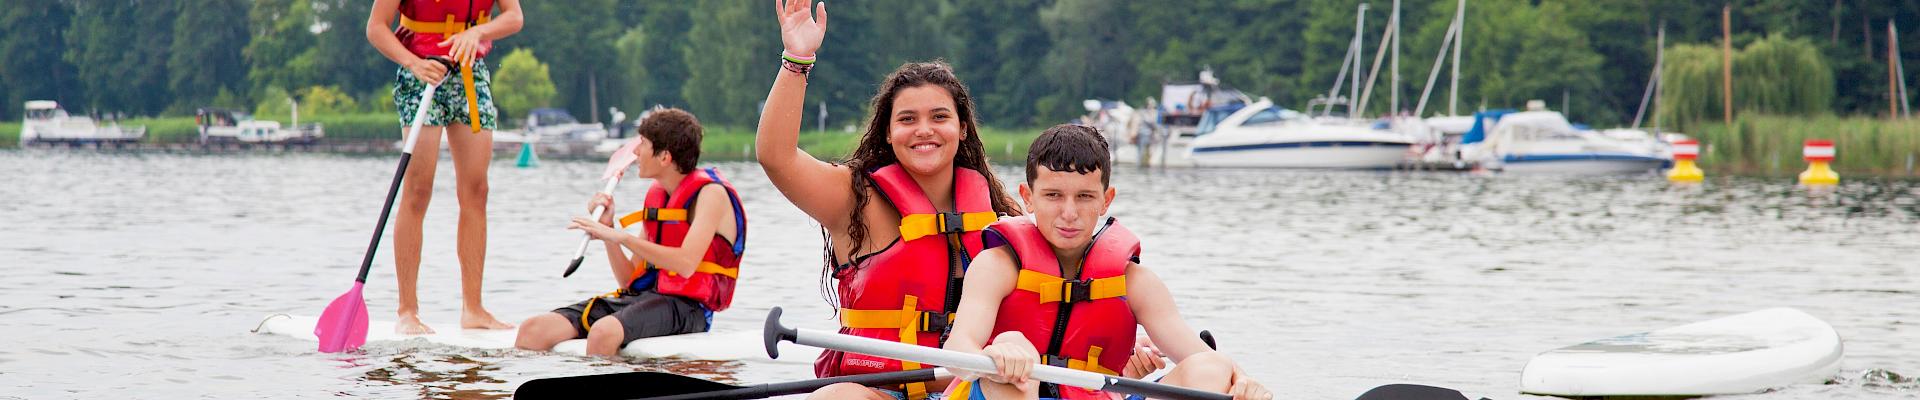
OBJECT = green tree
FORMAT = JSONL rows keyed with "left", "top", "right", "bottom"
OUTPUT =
{"left": 612, "top": 27, "right": 651, "bottom": 112}
{"left": 168, "top": 0, "right": 252, "bottom": 113}
{"left": 0, "top": 0, "right": 81, "bottom": 120}
{"left": 680, "top": 0, "right": 770, "bottom": 127}
{"left": 504, "top": 0, "right": 621, "bottom": 122}
{"left": 1038, "top": 0, "right": 1132, "bottom": 123}
{"left": 1126, "top": 0, "right": 1305, "bottom": 111}
{"left": 493, "top": 48, "right": 559, "bottom": 120}
{"left": 1659, "top": 35, "right": 1834, "bottom": 130}
{"left": 297, "top": 85, "right": 359, "bottom": 115}
{"left": 65, "top": 0, "right": 176, "bottom": 115}
{"left": 631, "top": 1, "right": 692, "bottom": 110}
{"left": 244, "top": 0, "right": 320, "bottom": 101}
{"left": 947, "top": 0, "right": 1053, "bottom": 126}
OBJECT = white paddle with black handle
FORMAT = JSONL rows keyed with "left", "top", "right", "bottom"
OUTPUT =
{"left": 562, "top": 138, "right": 644, "bottom": 278}
{"left": 763, "top": 307, "right": 1232, "bottom": 400}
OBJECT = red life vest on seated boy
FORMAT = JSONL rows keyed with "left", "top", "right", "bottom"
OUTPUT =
{"left": 395, "top": 0, "right": 495, "bottom": 59}
{"left": 985, "top": 216, "right": 1140, "bottom": 400}
{"left": 618, "top": 168, "right": 747, "bottom": 313}
{"left": 814, "top": 164, "right": 998, "bottom": 399}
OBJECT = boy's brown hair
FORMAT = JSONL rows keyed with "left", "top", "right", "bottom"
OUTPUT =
{"left": 638, "top": 108, "right": 702, "bottom": 174}
{"left": 1025, "top": 124, "right": 1111, "bottom": 187}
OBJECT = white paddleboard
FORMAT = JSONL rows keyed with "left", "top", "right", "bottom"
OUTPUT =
{"left": 254, "top": 314, "right": 817, "bottom": 363}
{"left": 1520, "top": 307, "right": 1843, "bottom": 396}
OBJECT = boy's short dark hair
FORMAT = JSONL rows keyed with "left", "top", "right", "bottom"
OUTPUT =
{"left": 1025, "top": 124, "right": 1111, "bottom": 187}
{"left": 637, "top": 108, "right": 702, "bottom": 174}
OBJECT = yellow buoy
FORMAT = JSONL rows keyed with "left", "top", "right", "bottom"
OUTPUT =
{"left": 1668, "top": 139, "right": 1703, "bottom": 182}
{"left": 1798, "top": 139, "right": 1838, "bottom": 185}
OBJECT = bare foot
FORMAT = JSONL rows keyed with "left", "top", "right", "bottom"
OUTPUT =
{"left": 461, "top": 308, "right": 515, "bottom": 330}
{"left": 396, "top": 313, "right": 436, "bottom": 335}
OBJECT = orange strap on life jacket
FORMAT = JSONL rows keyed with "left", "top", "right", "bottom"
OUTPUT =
{"left": 398, "top": 11, "right": 491, "bottom": 35}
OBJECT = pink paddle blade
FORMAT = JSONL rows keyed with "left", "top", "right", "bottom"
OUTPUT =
{"left": 315, "top": 282, "right": 370, "bottom": 353}
{"left": 602, "top": 138, "right": 643, "bottom": 181}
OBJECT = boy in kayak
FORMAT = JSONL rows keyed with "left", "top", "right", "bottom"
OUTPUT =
{"left": 942, "top": 125, "right": 1272, "bottom": 400}
{"left": 514, "top": 109, "right": 749, "bottom": 357}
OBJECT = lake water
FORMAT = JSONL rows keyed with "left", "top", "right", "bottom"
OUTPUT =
{"left": 0, "top": 150, "right": 1915, "bottom": 399}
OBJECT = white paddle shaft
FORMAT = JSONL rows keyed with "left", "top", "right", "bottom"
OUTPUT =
{"left": 793, "top": 326, "right": 1109, "bottom": 392}
{"left": 399, "top": 84, "right": 440, "bottom": 155}
{"left": 571, "top": 177, "right": 624, "bottom": 259}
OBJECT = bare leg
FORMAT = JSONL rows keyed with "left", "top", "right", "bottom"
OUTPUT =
{"left": 514, "top": 313, "right": 577, "bottom": 351}
{"left": 444, "top": 123, "right": 511, "bottom": 329}
{"left": 806, "top": 383, "right": 904, "bottom": 400}
{"left": 1157, "top": 351, "right": 1235, "bottom": 393}
{"left": 584, "top": 316, "right": 626, "bottom": 358}
{"left": 973, "top": 377, "right": 1040, "bottom": 400}
{"left": 393, "top": 126, "right": 445, "bottom": 335}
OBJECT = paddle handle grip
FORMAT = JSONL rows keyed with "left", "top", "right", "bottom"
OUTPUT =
{"left": 353, "top": 82, "right": 441, "bottom": 283}
{"left": 764, "top": 308, "right": 1230, "bottom": 400}
{"left": 563, "top": 178, "right": 623, "bottom": 278}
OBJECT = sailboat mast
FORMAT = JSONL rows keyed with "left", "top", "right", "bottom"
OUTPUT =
{"left": 1391, "top": 0, "right": 1401, "bottom": 116}
{"left": 1450, "top": 0, "right": 1464, "bottom": 116}
{"left": 1633, "top": 24, "right": 1665, "bottom": 130}
{"left": 1353, "top": 4, "right": 1367, "bottom": 117}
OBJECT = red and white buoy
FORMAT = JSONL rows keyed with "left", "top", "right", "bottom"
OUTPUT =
{"left": 1668, "top": 139, "right": 1702, "bottom": 182}
{"left": 1799, "top": 139, "right": 1838, "bottom": 185}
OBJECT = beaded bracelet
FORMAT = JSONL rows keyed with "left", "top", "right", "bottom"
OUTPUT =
{"left": 783, "top": 59, "right": 813, "bottom": 75}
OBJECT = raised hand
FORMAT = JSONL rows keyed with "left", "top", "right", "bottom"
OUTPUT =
{"left": 775, "top": 0, "right": 826, "bottom": 57}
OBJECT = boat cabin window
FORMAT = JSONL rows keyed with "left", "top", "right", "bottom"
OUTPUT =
{"left": 1240, "top": 107, "right": 1292, "bottom": 127}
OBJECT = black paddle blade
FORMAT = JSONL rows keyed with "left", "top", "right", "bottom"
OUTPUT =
{"left": 563, "top": 257, "right": 584, "bottom": 278}
{"left": 515, "top": 371, "right": 740, "bottom": 400}
{"left": 1353, "top": 384, "right": 1470, "bottom": 400}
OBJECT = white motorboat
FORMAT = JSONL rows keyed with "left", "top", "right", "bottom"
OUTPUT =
{"left": 19, "top": 101, "right": 146, "bottom": 146}
{"left": 1185, "top": 98, "right": 1416, "bottom": 169}
{"left": 1462, "top": 102, "right": 1670, "bottom": 174}
{"left": 195, "top": 108, "right": 323, "bottom": 145}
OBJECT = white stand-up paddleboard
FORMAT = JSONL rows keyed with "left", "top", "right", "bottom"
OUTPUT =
{"left": 254, "top": 314, "right": 818, "bottom": 363}
{"left": 1520, "top": 308, "right": 1843, "bottom": 397}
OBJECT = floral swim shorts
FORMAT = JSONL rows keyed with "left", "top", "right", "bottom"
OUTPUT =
{"left": 392, "top": 58, "right": 498, "bottom": 130}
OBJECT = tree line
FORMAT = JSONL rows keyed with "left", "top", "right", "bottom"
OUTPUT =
{"left": 1, "top": 0, "right": 1915, "bottom": 131}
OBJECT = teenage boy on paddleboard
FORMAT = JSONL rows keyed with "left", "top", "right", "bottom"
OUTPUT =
{"left": 514, "top": 109, "right": 750, "bottom": 358}
{"left": 942, "top": 125, "right": 1272, "bottom": 400}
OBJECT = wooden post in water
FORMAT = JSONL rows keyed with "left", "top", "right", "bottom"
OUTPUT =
{"left": 1722, "top": 5, "right": 1734, "bottom": 129}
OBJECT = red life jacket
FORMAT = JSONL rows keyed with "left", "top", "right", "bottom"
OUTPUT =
{"left": 617, "top": 168, "right": 747, "bottom": 312}
{"left": 986, "top": 216, "right": 1139, "bottom": 400}
{"left": 814, "top": 164, "right": 999, "bottom": 400}
{"left": 395, "top": 0, "right": 495, "bottom": 59}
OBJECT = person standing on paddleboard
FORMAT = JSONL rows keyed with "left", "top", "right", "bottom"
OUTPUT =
{"left": 756, "top": 1, "right": 1030, "bottom": 399}
{"left": 366, "top": 0, "right": 522, "bottom": 334}
{"left": 942, "top": 126, "right": 1272, "bottom": 400}
{"left": 514, "top": 109, "right": 750, "bottom": 358}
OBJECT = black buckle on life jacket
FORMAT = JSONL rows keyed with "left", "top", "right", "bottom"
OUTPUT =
{"left": 935, "top": 212, "right": 966, "bottom": 235}
{"left": 916, "top": 311, "right": 950, "bottom": 333}
{"left": 643, "top": 207, "right": 662, "bottom": 220}
{"left": 1059, "top": 279, "right": 1092, "bottom": 303}
{"left": 1042, "top": 353, "right": 1071, "bottom": 368}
